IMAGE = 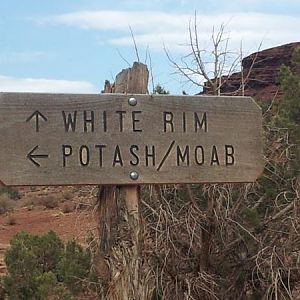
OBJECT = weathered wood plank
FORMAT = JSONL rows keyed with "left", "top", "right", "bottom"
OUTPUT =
{"left": 0, "top": 93, "right": 263, "bottom": 185}
{"left": 96, "top": 61, "right": 147, "bottom": 300}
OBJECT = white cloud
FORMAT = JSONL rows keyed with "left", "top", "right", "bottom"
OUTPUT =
{"left": 0, "top": 51, "right": 45, "bottom": 64}
{"left": 45, "top": 10, "right": 300, "bottom": 53}
{"left": 47, "top": 10, "right": 190, "bottom": 33}
{"left": 0, "top": 75, "right": 98, "bottom": 93}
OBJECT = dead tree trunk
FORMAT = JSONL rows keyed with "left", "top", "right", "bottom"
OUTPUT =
{"left": 95, "top": 62, "right": 151, "bottom": 300}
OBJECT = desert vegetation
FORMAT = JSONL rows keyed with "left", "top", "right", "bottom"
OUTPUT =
{"left": 1, "top": 231, "right": 95, "bottom": 299}
{"left": 0, "top": 33, "right": 299, "bottom": 300}
{"left": 131, "top": 47, "right": 300, "bottom": 299}
{"left": 90, "top": 43, "right": 300, "bottom": 299}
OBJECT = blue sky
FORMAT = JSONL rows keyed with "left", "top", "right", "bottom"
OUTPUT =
{"left": 0, "top": 0, "right": 299, "bottom": 95}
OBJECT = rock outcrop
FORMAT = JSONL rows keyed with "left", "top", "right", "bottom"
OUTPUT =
{"left": 202, "top": 42, "right": 300, "bottom": 101}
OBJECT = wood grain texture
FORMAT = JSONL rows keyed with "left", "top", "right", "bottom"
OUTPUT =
{"left": 0, "top": 92, "right": 264, "bottom": 185}
{"left": 97, "top": 61, "right": 146, "bottom": 300}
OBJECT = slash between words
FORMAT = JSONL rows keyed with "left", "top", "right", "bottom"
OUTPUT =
{"left": 60, "top": 109, "right": 235, "bottom": 169}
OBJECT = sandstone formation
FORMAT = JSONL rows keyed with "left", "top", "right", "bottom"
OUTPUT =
{"left": 202, "top": 42, "right": 300, "bottom": 101}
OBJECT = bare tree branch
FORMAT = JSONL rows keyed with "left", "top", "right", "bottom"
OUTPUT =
{"left": 129, "top": 25, "right": 140, "bottom": 63}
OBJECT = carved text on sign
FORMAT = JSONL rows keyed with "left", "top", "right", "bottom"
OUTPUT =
{"left": 0, "top": 93, "right": 263, "bottom": 185}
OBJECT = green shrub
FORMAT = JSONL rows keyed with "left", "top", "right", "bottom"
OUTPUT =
{"left": 2, "top": 231, "right": 93, "bottom": 299}
{"left": 0, "top": 278, "right": 5, "bottom": 300}
{"left": 0, "top": 194, "right": 15, "bottom": 214}
{"left": 0, "top": 186, "right": 20, "bottom": 200}
{"left": 36, "top": 272, "right": 73, "bottom": 300}
{"left": 57, "top": 240, "right": 91, "bottom": 295}
{"left": 41, "top": 195, "right": 59, "bottom": 209}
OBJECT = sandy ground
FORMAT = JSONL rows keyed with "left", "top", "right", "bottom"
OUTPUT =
{"left": 0, "top": 186, "right": 97, "bottom": 274}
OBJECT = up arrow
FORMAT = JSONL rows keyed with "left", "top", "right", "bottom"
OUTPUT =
{"left": 27, "top": 145, "right": 49, "bottom": 167}
{"left": 26, "top": 110, "right": 47, "bottom": 132}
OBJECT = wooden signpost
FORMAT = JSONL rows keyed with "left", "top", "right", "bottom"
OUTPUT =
{"left": 0, "top": 92, "right": 263, "bottom": 186}
{"left": 0, "top": 64, "right": 264, "bottom": 299}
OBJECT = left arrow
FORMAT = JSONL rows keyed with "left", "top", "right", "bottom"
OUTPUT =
{"left": 26, "top": 110, "right": 47, "bottom": 132}
{"left": 27, "top": 145, "right": 49, "bottom": 167}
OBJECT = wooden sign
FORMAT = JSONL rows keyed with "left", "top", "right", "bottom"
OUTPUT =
{"left": 0, "top": 92, "right": 263, "bottom": 186}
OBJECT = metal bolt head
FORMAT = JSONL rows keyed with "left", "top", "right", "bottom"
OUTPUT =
{"left": 128, "top": 97, "right": 137, "bottom": 106}
{"left": 130, "top": 171, "right": 139, "bottom": 180}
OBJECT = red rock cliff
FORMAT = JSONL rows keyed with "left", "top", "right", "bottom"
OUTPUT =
{"left": 202, "top": 42, "right": 300, "bottom": 101}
